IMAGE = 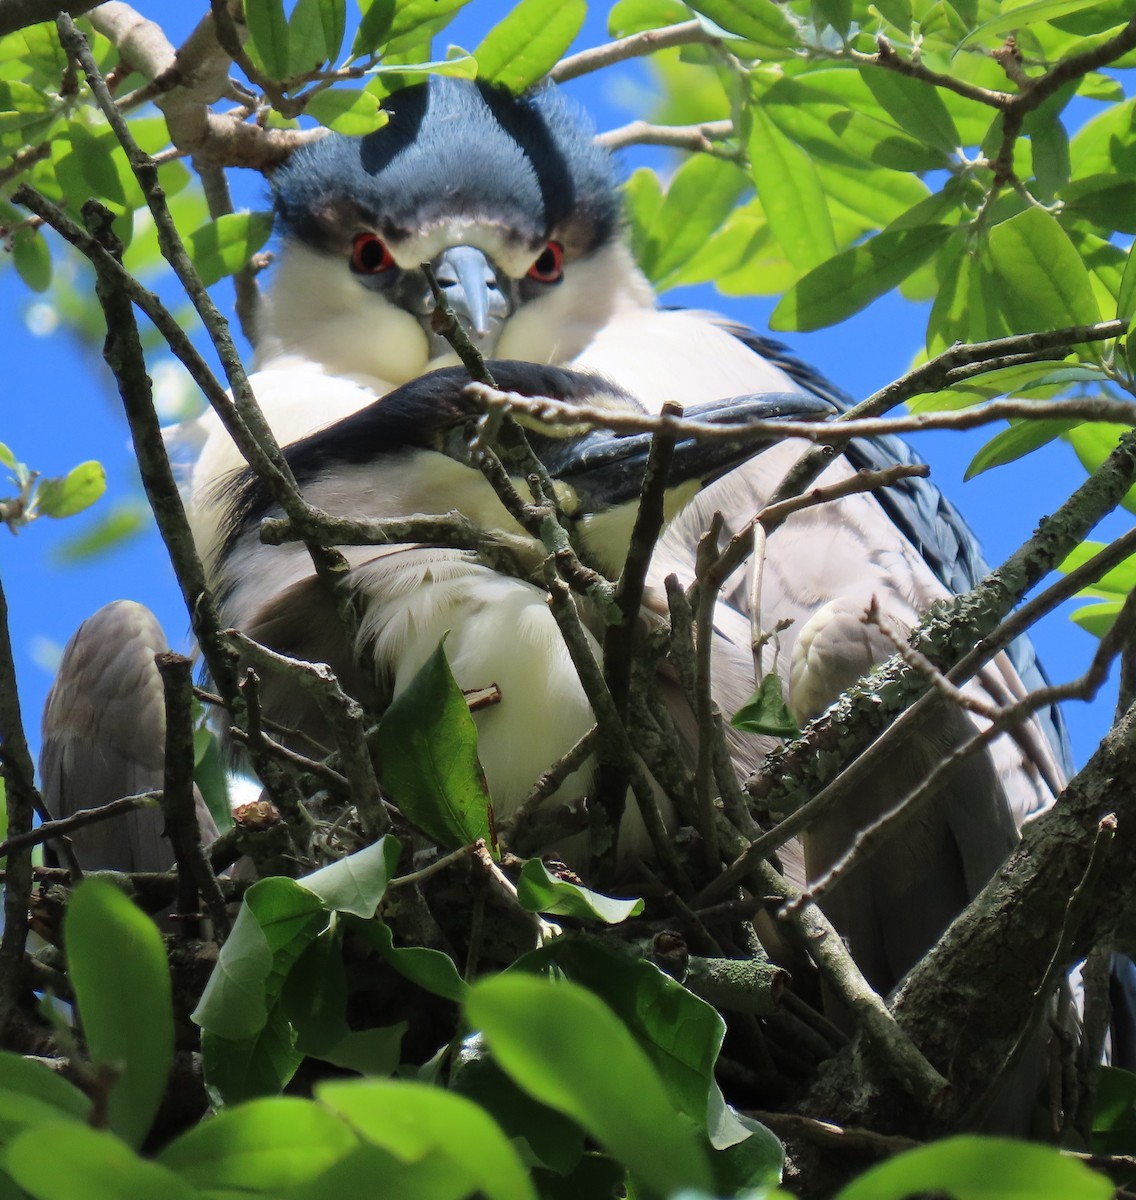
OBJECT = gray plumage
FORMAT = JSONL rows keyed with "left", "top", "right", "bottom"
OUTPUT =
{"left": 40, "top": 600, "right": 217, "bottom": 873}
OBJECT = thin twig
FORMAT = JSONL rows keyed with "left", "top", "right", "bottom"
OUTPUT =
{"left": 551, "top": 20, "right": 718, "bottom": 83}
{"left": 156, "top": 652, "right": 230, "bottom": 937}
{"left": 227, "top": 631, "right": 388, "bottom": 837}
{"left": 0, "top": 794, "right": 160, "bottom": 859}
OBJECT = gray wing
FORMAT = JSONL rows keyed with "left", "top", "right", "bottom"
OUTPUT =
{"left": 40, "top": 600, "right": 216, "bottom": 872}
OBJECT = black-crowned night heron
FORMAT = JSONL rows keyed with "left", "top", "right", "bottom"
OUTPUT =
{"left": 51, "top": 78, "right": 1070, "bottom": 1004}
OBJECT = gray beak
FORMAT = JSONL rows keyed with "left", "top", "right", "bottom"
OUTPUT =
{"left": 425, "top": 245, "right": 511, "bottom": 358}
{"left": 539, "top": 392, "right": 834, "bottom": 514}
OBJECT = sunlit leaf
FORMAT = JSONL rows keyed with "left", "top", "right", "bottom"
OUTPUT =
{"left": 304, "top": 87, "right": 386, "bottom": 134}
{"left": 317, "top": 1079, "right": 537, "bottom": 1200}
{"left": 987, "top": 208, "right": 1102, "bottom": 333}
{"left": 65, "top": 880, "right": 173, "bottom": 1147}
{"left": 4, "top": 1123, "right": 198, "bottom": 1200}
{"left": 193, "top": 878, "right": 329, "bottom": 1103}
{"left": 688, "top": 0, "right": 798, "bottom": 45}
{"left": 639, "top": 155, "right": 749, "bottom": 285}
{"left": 158, "top": 1097, "right": 357, "bottom": 1191}
{"left": 298, "top": 836, "right": 400, "bottom": 919}
{"left": 469, "top": 973, "right": 712, "bottom": 1195}
{"left": 35, "top": 460, "right": 105, "bottom": 519}
{"left": 516, "top": 860, "right": 644, "bottom": 923}
{"left": 833, "top": 1134, "right": 1112, "bottom": 1199}
{"left": 771, "top": 225, "right": 951, "bottom": 331}
{"left": 964, "top": 418, "right": 1081, "bottom": 479}
{"left": 186, "top": 212, "right": 274, "bottom": 288}
{"left": 748, "top": 107, "right": 835, "bottom": 271}
{"left": 474, "top": 0, "right": 585, "bottom": 91}
{"left": 244, "top": 0, "right": 292, "bottom": 79}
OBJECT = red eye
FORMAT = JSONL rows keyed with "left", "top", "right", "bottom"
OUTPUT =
{"left": 351, "top": 232, "right": 395, "bottom": 274}
{"left": 527, "top": 241, "right": 564, "bottom": 283}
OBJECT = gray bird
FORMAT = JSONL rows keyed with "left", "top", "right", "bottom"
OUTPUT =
{"left": 40, "top": 600, "right": 218, "bottom": 873}
{"left": 177, "top": 77, "right": 1069, "bottom": 997}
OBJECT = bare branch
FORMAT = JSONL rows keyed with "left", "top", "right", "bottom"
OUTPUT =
{"left": 551, "top": 20, "right": 718, "bottom": 83}
{"left": 596, "top": 119, "right": 734, "bottom": 153}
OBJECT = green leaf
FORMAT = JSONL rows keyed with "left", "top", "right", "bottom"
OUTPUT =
{"left": 468, "top": 973, "right": 713, "bottom": 1195}
{"left": 352, "top": 0, "right": 395, "bottom": 56}
{"left": 303, "top": 87, "right": 386, "bottom": 134}
{"left": 762, "top": 73, "right": 949, "bottom": 173}
{"left": 11, "top": 227, "right": 51, "bottom": 292}
{"left": 282, "top": 1142, "right": 479, "bottom": 1199}
{"left": 624, "top": 166, "right": 664, "bottom": 267}
{"left": 64, "top": 879, "right": 173, "bottom": 1148}
{"left": 1093, "top": 1066, "right": 1136, "bottom": 1153}
{"left": 1117, "top": 245, "right": 1136, "bottom": 323}
{"left": 50, "top": 499, "right": 148, "bottom": 563}
{"left": 282, "top": 927, "right": 406, "bottom": 1074}
{"left": 287, "top": 0, "right": 330, "bottom": 74}
{"left": 1071, "top": 599, "right": 1123, "bottom": 637}
{"left": 688, "top": 0, "right": 798, "bottom": 45}
{"left": 474, "top": 0, "right": 585, "bottom": 91}
{"left": 383, "top": 0, "right": 472, "bottom": 55}
{"left": 731, "top": 674, "right": 801, "bottom": 737}
{"left": 317, "top": 1078, "right": 538, "bottom": 1200}
{"left": 375, "top": 637, "right": 493, "bottom": 850}
{"left": 987, "top": 208, "right": 1102, "bottom": 333}
{"left": 0, "top": 1052, "right": 91, "bottom": 1124}
{"left": 0, "top": 444, "right": 14, "bottom": 470}
{"left": 833, "top": 1134, "right": 1112, "bottom": 1199}
{"left": 965, "top": 418, "right": 1081, "bottom": 480}
{"left": 36, "top": 461, "right": 105, "bottom": 519}
{"left": 297, "top": 836, "right": 400, "bottom": 918}
{"left": 748, "top": 107, "right": 836, "bottom": 271}
{"left": 859, "top": 67, "right": 961, "bottom": 155}
{"left": 193, "top": 720, "right": 232, "bottom": 833}
{"left": 516, "top": 859, "right": 644, "bottom": 922}
{"left": 452, "top": 1043, "right": 585, "bottom": 1175}
{"left": 3, "top": 1123, "right": 200, "bottom": 1200}
{"left": 193, "top": 877, "right": 329, "bottom": 1104}
{"left": 244, "top": 0, "right": 292, "bottom": 79}
{"left": 1031, "top": 116, "right": 1071, "bottom": 200}
{"left": 158, "top": 1097, "right": 358, "bottom": 1191}
{"left": 711, "top": 1107, "right": 784, "bottom": 1191}
{"left": 186, "top": 211, "right": 274, "bottom": 288}
{"left": 319, "top": 0, "right": 347, "bottom": 61}
{"left": 347, "top": 916, "right": 469, "bottom": 1002}
{"left": 1064, "top": 422, "right": 1136, "bottom": 514}
{"left": 530, "top": 938, "right": 725, "bottom": 1127}
{"left": 957, "top": 0, "right": 1113, "bottom": 51}
{"left": 608, "top": 0, "right": 691, "bottom": 35}
{"left": 813, "top": 0, "right": 853, "bottom": 36}
{"left": 1062, "top": 174, "right": 1136, "bottom": 235}
{"left": 639, "top": 155, "right": 749, "bottom": 285}
{"left": 771, "top": 225, "right": 951, "bottom": 332}
{"left": 1060, "top": 541, "right": 1136, "bottom": 599}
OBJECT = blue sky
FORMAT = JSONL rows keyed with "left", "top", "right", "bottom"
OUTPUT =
{"left": 0, "top": 0, "right": 1123, "bottom": 773}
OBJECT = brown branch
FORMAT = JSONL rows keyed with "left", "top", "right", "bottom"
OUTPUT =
{"left": 0, "top": 0, "right": 98, "bottom": 37}
{"left": 551, "top": 20, "right": 718, "bottom": 84}
{"left": 0, "top": 572, "right": 39, "bottom": 1031}
{"left": 156, "top": 652, "right": 230, "bottom": 937}
{"left": 596, "top": 119, "right": 734, "bottom": 153}
{"left": 0, "top": 794, "right": 160, "bottom": 859}
{"left": 226, "top": 631, "right": 388, "bottom": 838}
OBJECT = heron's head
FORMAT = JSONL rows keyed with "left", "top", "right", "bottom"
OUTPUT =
{"left": 261, "top": 78, "right": 638, "bottom": 387}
